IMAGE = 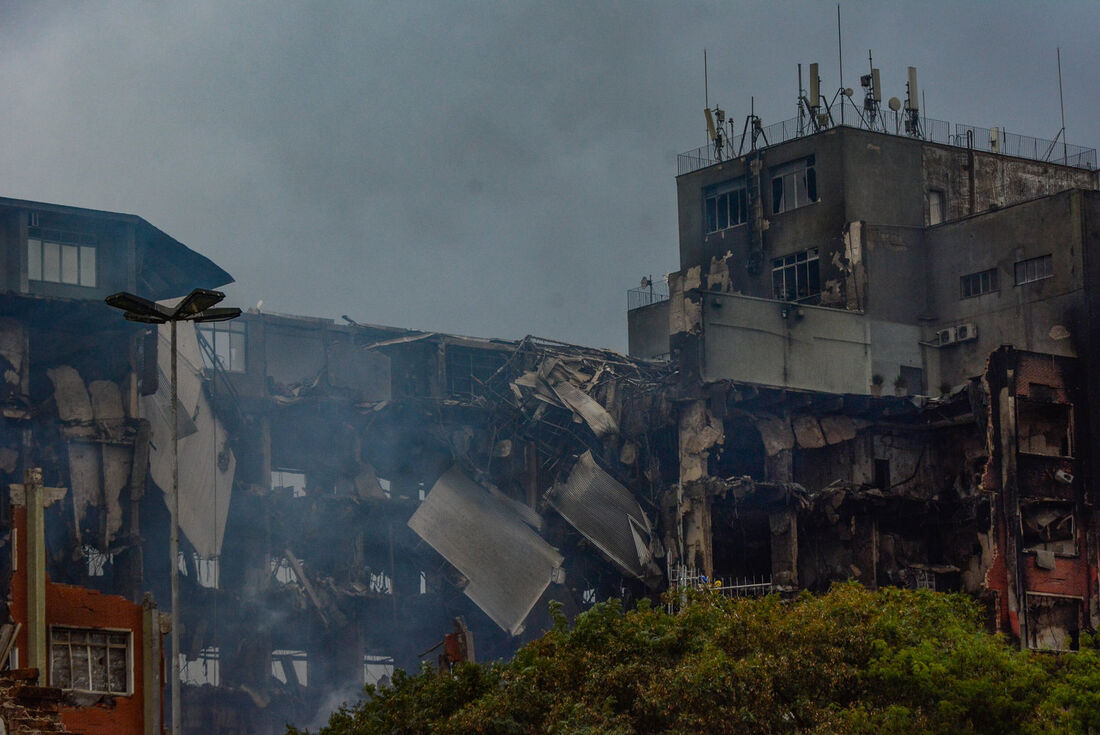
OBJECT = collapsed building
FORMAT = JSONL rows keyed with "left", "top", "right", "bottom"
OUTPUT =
{"left": 1, "top": 66, "right": 1099, "bottom": 732}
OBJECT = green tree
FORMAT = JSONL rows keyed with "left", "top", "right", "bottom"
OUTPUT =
{"left": 291, "top": 584, "right": 1100, "bottom": 735}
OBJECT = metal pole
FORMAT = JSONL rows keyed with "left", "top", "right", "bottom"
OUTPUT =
{"left": 1057, "top": 47, "right": 1068, "bottom": 165}
{"left": 170, "top": 319, "right": 181, "bottom": 735}
{"left": 837, "top": 4, "right": 844, "bottom": 125}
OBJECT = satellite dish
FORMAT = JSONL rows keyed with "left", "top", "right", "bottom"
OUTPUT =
{"left": 888, "top": 97, "right": 902, "bottom": 112}
{"left": 843, "top": 88, "right": 854, "bottom": 97}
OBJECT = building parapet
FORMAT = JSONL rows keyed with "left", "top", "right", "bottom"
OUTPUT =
{"left": 678, "top": 117, "right": 1097, "bottom": 176}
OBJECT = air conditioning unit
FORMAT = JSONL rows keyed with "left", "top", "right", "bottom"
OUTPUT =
{"left": 937, "top": 327, "right": 958, "bottom": 346}
{"left": 955, "top": 323, "right": 979, "bottom": 342}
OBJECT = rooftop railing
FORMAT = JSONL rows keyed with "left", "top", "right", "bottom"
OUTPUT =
{"left": 677, "top": 115, "right": 1097, "bottom": 176}
{"left": 627, "top": 282, "right": 670, "bottom": 311}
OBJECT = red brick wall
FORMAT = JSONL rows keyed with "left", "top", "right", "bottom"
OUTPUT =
{"left": 9, "top": 506, "right": 151, "bottom": 735}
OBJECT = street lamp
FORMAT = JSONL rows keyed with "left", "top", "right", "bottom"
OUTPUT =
{"left": 105, "top": 288, "right": 240, "bottom": 735}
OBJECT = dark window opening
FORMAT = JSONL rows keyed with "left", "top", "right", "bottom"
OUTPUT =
{"left": 1026, "top": 594, "right": 1082, "bottom": 651}
{"left": 771, "top": 247, "right": 820, "bottom": 301}
{"left": 771, "top": 156, "right": 817, "bottom": 214}
{"left": 704, "top": 180, "right": 748, "bottom": 234}
{"left": 1021, "top": 501, "right": 1076, "bottom": 556}
{"left": 873, "top": 458, "right": 890, "bottom": 489}
{"left": 1015, "top": 254, "right": 1053, "bottom": 285}
{"left": 445, "top": 345, "right": 507, "bottom": 398}
{"left": 960, "top": 268, "right": 998, "bottom": 299}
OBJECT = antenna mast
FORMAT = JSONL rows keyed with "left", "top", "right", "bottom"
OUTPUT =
{"left": 837, "top": 4, "right": 844, "bottom": 124}
{"left": 1058, "top": 47, "right": 1068, "bottom": 165}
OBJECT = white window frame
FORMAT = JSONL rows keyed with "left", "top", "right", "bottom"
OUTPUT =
{"left": 1015, "top": 254, "right": 1053, "bottom": 285}
{"left": 771, "top": 247, "right": 821, "bottom": 301}
{"left": 49, "top": 626, "right": 132, "bottom": 695}
{"left": 704, "top": 179, "right": 749, "bottom": 233}
{"left": 771, "top": 157, "right": 817, "bottom": 214}
{"left": 27, "top": 230, "right": 97, "bottom": 288}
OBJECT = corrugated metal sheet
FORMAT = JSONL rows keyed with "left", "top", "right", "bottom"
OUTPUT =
{"left": 549, "top": 451, "right": 655, "bottom": 582}
{"left": 408, "top": 467, "right": 563, "bottom": 636}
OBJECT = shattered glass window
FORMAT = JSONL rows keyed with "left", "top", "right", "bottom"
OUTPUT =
{"left": 272, "top": 650, "right": 309, "bottom": 686}
{"left": 771, "top": 157, "right": 817, "bottom": 214}
{"left": 703, "top": 178, "right": 748, "bottom": 233}
{"left": 180, "top": 647, "right": 220, "bottom": 686}
{"left": 197, "top": 320, "right": 247, "bottom": 372}
{"left": 771, "top": 247, "right": 820, "bottom": 301}
{"left": 50, "top": 627, "right": 130, "bottom": 694}
{"left": 444, "top": 345, "right": 507, "bottom": 398}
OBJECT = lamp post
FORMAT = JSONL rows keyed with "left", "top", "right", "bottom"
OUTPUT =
{"left": 106, "top": 288, "right": 241, "bottom": 735}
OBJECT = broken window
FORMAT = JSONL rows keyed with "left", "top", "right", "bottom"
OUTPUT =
{"left": 272, "top": 650, "right": 308, "bottom": 687}
{"left": 1017, "top": 400, "right": 1073, "bottom": 457}
{"left": 364, "top": 654, "right": 394, "bottom": 687}
{"left": 180, "top": 647, "right": 219, "bottom": 686}
{"left": 178, "top": 551, "right": 219, "bottom": 588}
{"left": 50, "top": 627, "right": 129, "bottom": 694}
{"left": 82, "top": 545, "right": 112, "bottom": 577}
{"left": 771, "top": 247, "right": 820, "bottom": 301}
{"left": 1015, "top": 254, "right": 1054, "bottom": 285}
{"left": 771, "top": 156, "right": 817, "bottom": 214}
{"left": 704, "top": 178, "right": 749, "bottom": 233}
{"left": 271, "top": 557, "right": 298, "bottom": 584}
{"left": 1021, "top": 501, "right": 1076, "bottom": 556}
{"left": 1026, "top": 594, "right": 1082, "bottom": 651}
{"left": 960, "top": 268, "right": 998, "bottom": 298}
{"left": 197, "top": 320, "right": 246, "bottom": 373}
{"left": 271, "top": 469, "right": 307, "bottom": 498}
{"left": 27, "top": 229, "right": 97, "bottom": 287}
{"left": 419, "top": 571, "right": 428, "bottom": 595}
{"left": 927, "top": 189, "right": 945, "bottom": 225}
{"left": 444, "top": 345, "right": 507, "bottom": 398}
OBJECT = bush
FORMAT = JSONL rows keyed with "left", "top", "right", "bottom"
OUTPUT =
{"left": 292, "top": 584, "right": 1100, "bottom": 735}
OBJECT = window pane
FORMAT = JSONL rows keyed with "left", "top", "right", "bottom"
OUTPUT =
{"left": 71, "top": 645, "right": 90, "bottom": 689}
{"left": 90, "top": 643, "right": 108, "bottom": 691}
{"left": 705, "top": 197, "right": 717, "bottom": 233}
{"left": 230, "top": 332, "right": 245, "bottom": 370}
{"left": 806, "top": 166, "right": 817, "bottom": 202}
{"left": 80, "top": 246, "right": 96, "bottom": 286}
{"left": 772, "top": 269, "right": 784, "bottom": 299}
{"left": 108, "top": 647, "right": 127, "bottom": 692}
{"left": 51, "top": 643, "right": 71, "bottom": 688}
{"left": 716, "top": 193, "right": 729, "bottom": 230}
{"left": 27, "top": 239, "right": 41, "bottom": 281}
{"left": 61, "top": 245, "right": 80, "bottom": 284}
{"left": 42, "top": 241, "right": 60, "bottom": 282}
{"left": 1015, "top": 262, "right": 1025, "bottom": 284}
{"left": 772, "top": 177, "right": 784, "bottom": 214}
{"left": 808, "top": 258, "right": 820, "bottom": 294}
{"left": 784, "top": 175, "right": 795, "bottom": 213}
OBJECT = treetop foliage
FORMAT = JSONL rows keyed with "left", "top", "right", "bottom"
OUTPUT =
{"left": 292, "top": 583, "right": 1100, "bottom": 735}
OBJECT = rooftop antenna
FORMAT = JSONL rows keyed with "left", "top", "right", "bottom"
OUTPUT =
{"left": 860, "top": 50, "right": 882, "bottom": 130}
{"left": 837, "top": 4, "right": 845, "bottom": 124}
{"left": 702, "top": 49, "right": 727, "bottom": 160}
{"left": 1058, "top": 47, "right": 1068, "bottom": 165}
{"left": 904, "top": 66, "right": 922, "bottom": 138}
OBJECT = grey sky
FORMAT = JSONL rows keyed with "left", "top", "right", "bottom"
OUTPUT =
{"left": 2, "top": 1, "right": 1097, "bottom": 350}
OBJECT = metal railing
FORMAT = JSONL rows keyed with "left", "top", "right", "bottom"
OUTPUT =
{"left": 627, "top": 282, "right": 670, "bottom": 311}
{"left": 678, "top": 114, "right": 1097, "bottom": 175}
{"left": 666, "top": 564, "right": 775, "bottom": 613}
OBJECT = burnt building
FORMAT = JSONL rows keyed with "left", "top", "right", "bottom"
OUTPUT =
{"left": 628, "top": 90, "right": 1100, "bottom": 650}
{"left": 2, "top": 72, "right": 1100, "bottom": 733}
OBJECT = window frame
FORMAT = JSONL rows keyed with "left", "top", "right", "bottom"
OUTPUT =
{"left": 703, "top": 178, "right": 749, "bottom": 234}
{"left": 960, "top": 268, "right": 999, "bottom": 299}
{"left": 1014, "top": 254, "right": 1053, "bottom": 286}
{"left": 197, "top": 320, "right": 247, "bottom": 373}
{"left": 27, "top": 227, "right": 97, "bottom": 288}
{"left": 771, "top": 247, "right": 821, "bottom": 302}
{"left": 770, "top": 157, "right": 817, "bottom": 215}
{"left": 49, "top": 625, "right": 132, "bottom": 695}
